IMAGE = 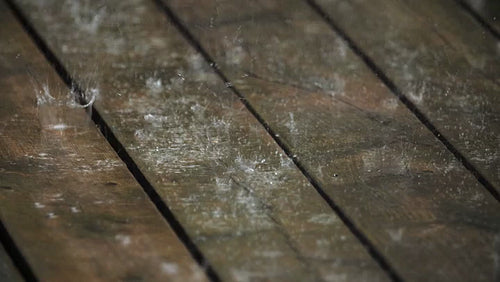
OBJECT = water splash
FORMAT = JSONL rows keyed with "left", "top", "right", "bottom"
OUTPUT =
{"left": 28, "top": 68, "right": 98, "bottom": 131}
{"left": 146, "top": 76, "right": 164, "bottom": 94}
{"left": 66, "top": 0, "right": 107, "bottom": 34}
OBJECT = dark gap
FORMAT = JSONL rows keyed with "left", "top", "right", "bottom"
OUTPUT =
{"left": 90, "top": 109, "right": 221, "bottom": 282}
{"left": 0, "top": 219, "right": 38, "bottom": 281}
{"left": 151, "top": 0, "right": 403, "bottom": 281}
{"left": 455, "top": 0, "right": 500, "bottom": 40}
{"left": 229, "top": 175, "right": 321, "bottom": 280}
{"left": 4, "top": 1, "right": 221, "bottom": 281}
{"left": 306, "top": 0, "right": 500, "bottom": 203}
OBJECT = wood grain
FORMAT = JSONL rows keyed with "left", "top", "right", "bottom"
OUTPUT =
{"left": 0, "top": 2, "right": 206, "bottom": 281}
{"left": 12, "top": 0, "right": 389, "bottom": 280}
{"left": 314, "top": 0, "right": 500, "bottom": 192}
{"left": 162, "top": 0, "right": 500, "bottom": 281}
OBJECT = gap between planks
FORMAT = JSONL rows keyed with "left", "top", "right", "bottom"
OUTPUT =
{"left": 9, "top": 0, "right": 493, "bottom": 281}
{"left": 151, "top": 0, "right": 404, "bottom": 281}
{"left": 3, "top": 0, "right": 221, "bottom": 280}
{"left": 454, "top": 0, "right": 500, "bottom": 40}
{"left": 0, "top": 219, "right": 37, "bottom": 281}
{"left": 305, "top": 0, "right": 500, "bottom": 203}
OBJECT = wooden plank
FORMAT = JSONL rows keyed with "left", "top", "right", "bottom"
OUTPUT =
{"left": 0, "top": 245, "right": 22, "bottom": 282}
{"left": 461, "top": 0, "right": 500, "bottom": 35}
{"left": 160, "top": 0, "right": 500, "bottom": 281}
{"left": 12, "top": 0, "right": 390, "bottom": 281}
{"left": 0, "top": 3, "right": 206, "bottom": 281}
{"left": 314, "top": 0, "right": 500, "bottom": 192}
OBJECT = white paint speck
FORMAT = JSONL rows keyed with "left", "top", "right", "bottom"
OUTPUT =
{"left": 115, "top": 234, "right": 131, "bottom": 246}
{"left": 161, "top": 262, "right": 179, "bottom": 275}
{"left": 48, "top": 123, "right": 70, "bottom": 130}
{"left": 308, "top": 213, "right": 337, "bottom": 225}
{"left": 387, "top": 228, "right": 404, "bottom": 242}
{"left": 382, "top": 98, "right": 399, "bottom": 110}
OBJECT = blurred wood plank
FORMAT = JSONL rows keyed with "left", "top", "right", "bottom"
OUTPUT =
{"left": 162, "top": 0, "right": 500, "bottom": 281}
{"left": 461, "top": 0, "right": 500, "bottom": 35}
{"left": 0, "top": 3, "right": 206, "bottom": 281}
{"left": 12, "top": 0, "right": 390, "bottom": 281}
{"left": 0, "top": 245, "right": 21, "bottom": 282}
{"left": 314, "top": 0, "right": 500, "bottom": 192}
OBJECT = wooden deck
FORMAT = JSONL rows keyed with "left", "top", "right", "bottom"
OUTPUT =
{"left": 0, "top": 0, "right": 498, "bottom": 281}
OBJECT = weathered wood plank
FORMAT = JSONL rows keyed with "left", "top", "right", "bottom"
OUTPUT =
{"left": 0, "top": 3, "right": 206, "bottom": 281}
{"left": 0, "top": 245, "right": 22, "bottom": 282}
{"left": 13, "top": 0, "right": 390, "bottom": 281}
{"left": 162, "top": 0, "right": 500, "bottom": 281}
{"left": 461, "top": 0, "right": 500, "bottom": 35}
{"left": 314, "top": 0, "right": 500, "bottom": 192}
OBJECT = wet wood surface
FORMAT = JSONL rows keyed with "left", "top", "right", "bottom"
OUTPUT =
{"left": 462, "top": 0, "right": 500, "bottom": 35}
{"left": 12, "top": 0, "right": 390, "bottom": 281}
{"left": 314, "top": 0, "right": 500, "bottom": 192}
{"left": 163, "top": 0, "right": 500, "bottom": 281}
{"left": 0, "top": 2, "right": 206, "bottom": 281}
{"left": 0, "top": 246, "right": 21, "bottom": 282}
{"left": 2, "top": 0, "right": 499, "bottom": 281}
